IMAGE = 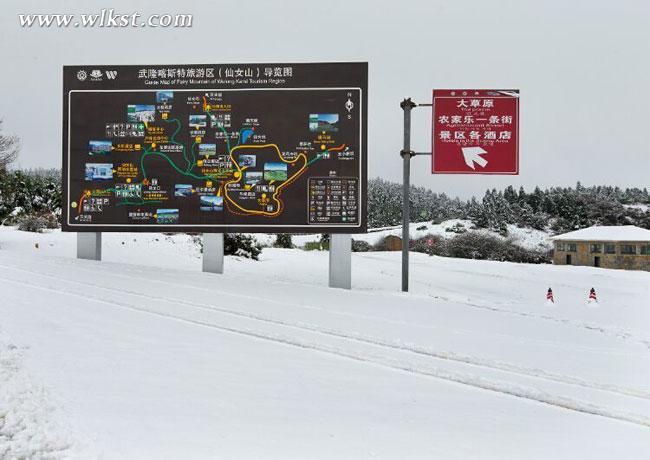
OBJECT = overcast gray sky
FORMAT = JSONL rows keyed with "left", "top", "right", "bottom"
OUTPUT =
{"left": 2, "top": 0, "right": 648, "bottom": 198}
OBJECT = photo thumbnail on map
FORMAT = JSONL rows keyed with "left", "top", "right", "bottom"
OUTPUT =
{"left": 88, "top": 140, "right": 112, "bottom": 156}
{"left": 127, "top": 105, "right": 155, "bottom": 123}
{"left": 264, "top": 162, "right": 288, "bottom": 182}
{"left": 245, "top": 171, "right": 263, "bottom": 186}
{"left": 239, "top": 154, "right": 256, "bottom": 167}
{"left": 189, "top": 115, "right": 207, "bottom": 128}
{"left": 200, "top": 196, "right": 224, "bottom": 212}
{"left": 174, "top": 184, "right": 193, "bottom": 197}
{"left": 156, "top": 209, "right": 179, "bottom": 224}
{"left": 156, "top": 91, "right": 174, "bottom": 104}
{"left": 85, "top": 163, "right": 113, "bottom": 181}
{"left": 198, "top": 143, "right": 217, "bottom": 157}
{"left": 309, "top": 113, "right": 339, "bottom": 133}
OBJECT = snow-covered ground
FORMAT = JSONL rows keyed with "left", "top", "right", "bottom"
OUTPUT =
{"left": 1, "top": 227, "right": 650, "bottom": 459}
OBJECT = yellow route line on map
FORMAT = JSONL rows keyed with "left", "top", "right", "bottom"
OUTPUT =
{"left": 224, "top": 144, "right": 308, "bottom": 217}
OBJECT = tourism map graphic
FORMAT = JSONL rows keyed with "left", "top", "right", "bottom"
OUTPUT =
{"left": 62, "top": 63, "right": 368, "bottom": 232}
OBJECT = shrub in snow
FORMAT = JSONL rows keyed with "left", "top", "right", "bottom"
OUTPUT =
{"left": 17, "top": 214, "right": 48, "bottom": 232}
{"left": 351, "top": 239, "right": 372, "bottom": 252}
{"left": 372, "top": 236, "right": 391, "bottom": 252}
{"left": 17, "top": 212, "right": 58, "bottom": 233}
{"left": 194, "top": 233, "right": 262, "bottom": 260}
{"left": 445, "top": 222, "right": 467, "bottom": 234}
{"left": 0, "top": 169, "right": 61, "bottom": 225}
{"left": 273, "top": 233, "right": 294, "bottom": 249}
{"left": 224, "top": 234, "right": 262, "bottom": 260}
{"left": 304, "top": 240, "right": 328, "bottom": 251}
{"left": 409, "top": 234, "right": 443, "bottom": 256}
{"left": 409, "top": 232, "right": 551, "bottom": 264}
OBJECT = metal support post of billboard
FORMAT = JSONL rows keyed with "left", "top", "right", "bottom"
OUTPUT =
{"left": 202, "top": 233, "right": 224, "bottom": 274}
{"left": 77, "top": 232, "right": 102, "bottom": 261}
{"left": 400, "top": 98, "right": 417, "bottom": 292}
{"left": 329, "top": 233, "right": 351, "bottom": 289}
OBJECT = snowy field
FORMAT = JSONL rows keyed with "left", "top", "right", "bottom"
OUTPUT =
{"left": 1, "top": 227, "right": 650, "bottom": 459}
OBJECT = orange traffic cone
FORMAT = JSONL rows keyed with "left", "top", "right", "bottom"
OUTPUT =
{"left": 588, "top": 287, "right": 598, "bottom": 304}
{"left": 546, "top": 287, "right": 554, "bottom": 304}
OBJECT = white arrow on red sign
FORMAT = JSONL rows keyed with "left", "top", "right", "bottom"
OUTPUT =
{"left": 461, "top": 147, "right": 488, "bottom": 170}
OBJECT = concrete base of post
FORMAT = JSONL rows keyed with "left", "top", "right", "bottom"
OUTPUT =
{"left": 202, "top": 233, "right": 224, "bottom": 274}
{"left": 77, "top": 232, "right": 102, "bottom": 261}
{"left": 329, "top": 233, "right": 351, "bottom": 289}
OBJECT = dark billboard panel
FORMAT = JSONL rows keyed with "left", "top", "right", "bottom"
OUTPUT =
{"left": 63, "top": 63, "right": 367, "bottom": 232}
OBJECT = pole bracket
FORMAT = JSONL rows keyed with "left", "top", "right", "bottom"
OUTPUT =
{"left": 400, "top": 98, "right": 417, "bottom": 110}
{"left": 400, "top": 149, "right": 415, "bottom": 158}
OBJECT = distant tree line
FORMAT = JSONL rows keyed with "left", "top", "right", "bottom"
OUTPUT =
{"left": 368, "top": 178, "right": 650, "bottom": 234}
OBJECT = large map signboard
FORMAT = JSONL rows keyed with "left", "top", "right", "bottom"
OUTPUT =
{"left": 62, "top": 62, "right": 367, "bottom": 232}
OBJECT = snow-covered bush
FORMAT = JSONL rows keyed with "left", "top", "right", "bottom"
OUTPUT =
{"left": 273, "top": 233, "right": 294, "bottom": 248}
{"left": 410, "top": 232, "right": 552, "bottom": 264}
{"left": 17, "top": 215, "right": 48, "bottom": 232}
{"left": 0, "top": 169, "right": 61, "bottom": 225}
{"left": 224, "top": 234, "right": 263, "bottom": 260}
{"left": 193, "top": 233, "right": 262, "bottom": 260}
{"left": 351, "top": 239, "right": 372, "bottom": 252}
{"left": 445, "top": 222, "right": 467, "bottom": 234}
{"left": 17, "top": 213, "right": 58, "bottom": 233}
{"left": 304, "top": 240, "right": 328, "bottom": 251}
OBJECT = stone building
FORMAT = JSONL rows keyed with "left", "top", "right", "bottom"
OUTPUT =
{"left": 552, "top": 225, "right": 650, "bottom": 271}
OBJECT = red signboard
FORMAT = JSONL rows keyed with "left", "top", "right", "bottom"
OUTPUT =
{"left": 432, "top": 89, "right": 519, "bottom": 174}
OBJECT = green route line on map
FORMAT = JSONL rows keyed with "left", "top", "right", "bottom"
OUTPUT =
{"left": 140, "top": 148, "right": 213, "bottom": 181}
{"left": 189, "top": 141, "right": 197, "bottom": 166}
{"left": 306, "top": 155, "right": 324, "bottom": 167}
{"left": 115, "top": 199, "right": 164, "bottom": 207}
{"left": 162, "top": 117, "right": 194, "bottom": 173}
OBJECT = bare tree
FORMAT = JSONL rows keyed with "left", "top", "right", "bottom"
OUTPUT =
{"left": 0, "top": 119, "right": 20, "bottom": 170}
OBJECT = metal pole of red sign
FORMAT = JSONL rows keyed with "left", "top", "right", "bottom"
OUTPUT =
{"left": 400, "top": 99, "right": 432, "bottom": 292}
{"left": 400, "top": 98, "right": 416, "bottom": 292}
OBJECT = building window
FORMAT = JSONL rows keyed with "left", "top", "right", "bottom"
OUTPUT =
{"left": 621, "top": 245, "right": 636, "bottom": 255}
{"left": 605, "top": 244, "right": 616, "bottom": 254}
{"left": 556, "top": 243, "right": 565, "bottom": 251}
{"left": 589, "top": 244, "right": 602, "bottom": 253}
{"left": 567, "top": 243, "right": 577, "bottom": 252}
{"left": 641, "top": 245, "right": 650, "bottom": 255}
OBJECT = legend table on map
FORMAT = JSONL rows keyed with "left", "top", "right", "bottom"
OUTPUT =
{"left": 308, "top": 177, "right": 358, "bottom": 224}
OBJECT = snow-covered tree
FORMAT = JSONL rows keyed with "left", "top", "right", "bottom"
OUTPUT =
{"left": 0, "top": 119, "right": 20, "bottom": 171}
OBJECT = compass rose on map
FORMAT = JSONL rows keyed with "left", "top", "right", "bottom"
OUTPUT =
{"left": 345, "top": 97, "right": 354, "bottom": 113}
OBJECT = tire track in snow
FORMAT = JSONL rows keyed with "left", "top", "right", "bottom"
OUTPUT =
{"left": 0, "top": 261, "right": 649, "bottom": 401}
{"left": 2, "top": 272, "right": 650, "bottom": 429}
{"left": 7, "top": 251, "right": 646, "bottom": 351}
{"left": 0, "top": 254, "right": 642, "bottom": 355}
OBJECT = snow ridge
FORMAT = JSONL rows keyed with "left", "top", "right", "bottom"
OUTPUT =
{"left": 0, "top": 334, "right": 87, "bottom": 459}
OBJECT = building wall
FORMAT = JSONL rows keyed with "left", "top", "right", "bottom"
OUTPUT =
{"left": 553, "top": 241, "right": 650, "bottom": 271}
{"left": 383, "top": 235, "right": 402, "bottom": 251}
